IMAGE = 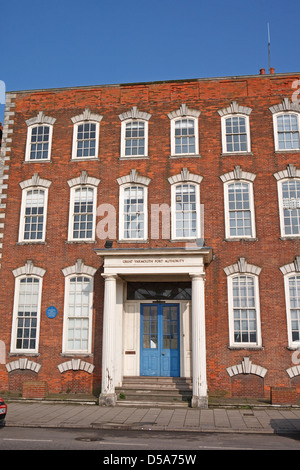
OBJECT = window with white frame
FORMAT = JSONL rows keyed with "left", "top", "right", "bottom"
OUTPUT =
{"left": 119, "top": 107, "right": 151, "bottom": 159}
{"left": 273, "top": 113, "right": 300, "bottom": 151}
{"left": 224, "top": 181, "right": 255, "bottom": 238}
{"left": 26, "top": 125, "right": 52, "bottom": 161}
{"left": 123, "top": 120, "right": 147, "bottom": 157}
{"left": 174, "top": 118, "right": 196, "bottom": 154}
{"left": 218, "top": 101, "right": 252, "bottom": 154}
{"left": 225, "top": 258, "right": 262, "bottom": 348}
{"left": 68, "top": 186, "right": 96, "bottom": 241}
{"left": 168, "top": 104, "right": 200, "bottom": 157}
{"left": 63, "top": 275, "right": 94, "bottom": 354}
{"left": 20, "top": 189, "right": 46, "bottom": 241}
{"left": 278, "top": 178, "right": 300, "bottom": 237}
{"left": 72, "top": 121, "right": 100, "bottom": 159}
{"left": 221, "top": 114, "right": 251, "bottom": 153}
{"left": 120, "top": 184, "right": 147, "bottom": 240}
{"left": 284, "top": 273, "right": 300, "bottom": 347}
{"left": 25, "top": 112, "right": 56, "bottom": 162}
{"left": 71, "top": 109, "right": 102, "bottom": 160}
{"left": 171, "top": 183, "right": 200, "bottom": 239}
{"left": 11, "top": 260, "right": 45, "bottom": 354}
{"left": 19, "top": 175, "right": 51, "bottom": 243}
{"left": 230, "top": 275, "right": 258, "bottom": 344}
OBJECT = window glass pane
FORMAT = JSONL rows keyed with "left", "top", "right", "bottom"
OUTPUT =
{"left": 127, "top": 282, "right": 191, "bottom": 300}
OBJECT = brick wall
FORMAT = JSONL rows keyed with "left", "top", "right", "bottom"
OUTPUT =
{"left": 0, "top": 72, "right": 299, "bottom": 399}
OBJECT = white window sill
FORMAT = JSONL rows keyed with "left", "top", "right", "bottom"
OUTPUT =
{"left": 224, "top": 237, "right": 257, "bottom": 242}
{"left": 221, "top": 152, "right": 253, "bottom": 157}
{"left": 169, "top": 154, "right": 201, "bottom": 159}
{"left": 119, "top": 155, "right": 149, "bottom": 160}
{"left": 70, "top": 157, "right": 99, "bottom": 162}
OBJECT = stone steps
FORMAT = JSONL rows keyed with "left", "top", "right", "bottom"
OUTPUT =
{"left": 116, "top": 377, "right": 192, "bottom": 407}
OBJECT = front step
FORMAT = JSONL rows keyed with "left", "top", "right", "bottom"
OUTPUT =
{"left": 115, "top": 377, "right": 192, "bottom": 407}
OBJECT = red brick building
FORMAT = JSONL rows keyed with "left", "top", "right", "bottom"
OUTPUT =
{"left": 0, "top": 70, "right": 300, "bottom": 407}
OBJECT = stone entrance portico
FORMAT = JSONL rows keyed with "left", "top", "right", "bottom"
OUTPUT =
{"left": 95, "top": 247, "right": 213, "bottom": 408}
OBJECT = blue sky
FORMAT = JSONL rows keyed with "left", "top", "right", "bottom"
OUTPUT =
{"left": 0, "top": 0, "right": 299, "bottom": 123}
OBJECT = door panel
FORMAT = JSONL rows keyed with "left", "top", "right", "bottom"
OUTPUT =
{"left": 140, "top": 303, "right": 180, "bottom": 376}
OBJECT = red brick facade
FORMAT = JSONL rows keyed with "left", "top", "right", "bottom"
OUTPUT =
{"left": 0, "top": 72, "right": 300, "bottom": 404}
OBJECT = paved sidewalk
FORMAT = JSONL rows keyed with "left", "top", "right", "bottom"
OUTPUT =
{"left": 3, "top": 401, "right": 300, "bottom": 434}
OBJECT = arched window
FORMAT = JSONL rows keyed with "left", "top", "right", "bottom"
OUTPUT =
{"left": 224, "top": 258, "right": 262, "bottom": 348}
{"left": 67, "top": 171, "right": 100, "bottom": 242}
{"left": 269, "top": 98, "right": 300, "bottom": 151}
{"left": 120, "top": 184, "right": 147, "bottom": 240}
{"left": 225, "top": 180, "right": 256, "bottom": 238}
{"left": 11, "top": 261, "right": 45, "bottom": 354}
{"left": 63, "top": 275, "right": 94, "bottom": 353}
{"left": 273, "top": 113, "right": 300, "bottom": 151}
{"left": 218, "top": 101, "right": 252, "bottom": 154}
{"left": 168, "top": 105, "right": 200, "bottom": 157}
{"left": 222, "top": 115, "right": 250, "bottom": 153}
{"left": 117, "top": 170, "right": 150, "bottom": 241}
{"left": 119, "top": 107, "right": 151, "bottom": 159}
{"left": 19, "top": 174, "right": 52, "bottom": 243}
{"left": 71, "top": 109, "right": 102, "bottom": 160}
{"left": 25, "top": 112, "right": 56, "bottom": 161}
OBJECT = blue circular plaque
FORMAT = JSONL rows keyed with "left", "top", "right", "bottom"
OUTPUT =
{"left": 46, "top": 306, "right": 57, "bottom": 319}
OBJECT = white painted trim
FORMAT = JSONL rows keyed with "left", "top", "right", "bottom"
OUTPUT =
{"left": 58, "top": 358, "right": 95, "bottom": 374}
{"left": 61, "top": 258, "right": 97, "bottom": 277}
{"left": 117, "top": 169, "right": 151, "bottom": 187}
{"left": 224, "top": 257, "right": 262, "bottom": 276}
{"left": 226, "top": 357, "right": 267, "bottom": 377}
{"left": 71, "top": 108, "right": 103, "bottom": 124}
{"left": 12, "top": 259, "right": 46, "bottom": 278}
{"left": 217, "top": 100, "right": 252, "bottom": 117}
{"left": 6, "top": 358, "right": 41, "bottom": 373}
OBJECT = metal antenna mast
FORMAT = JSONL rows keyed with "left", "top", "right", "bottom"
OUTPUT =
{"left": 267, "top": 22, "right": 271, "bottom": 71}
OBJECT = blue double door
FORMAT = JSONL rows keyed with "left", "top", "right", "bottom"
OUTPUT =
{"left": 140, "top": 303, "right": 180, "bottom": 377}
